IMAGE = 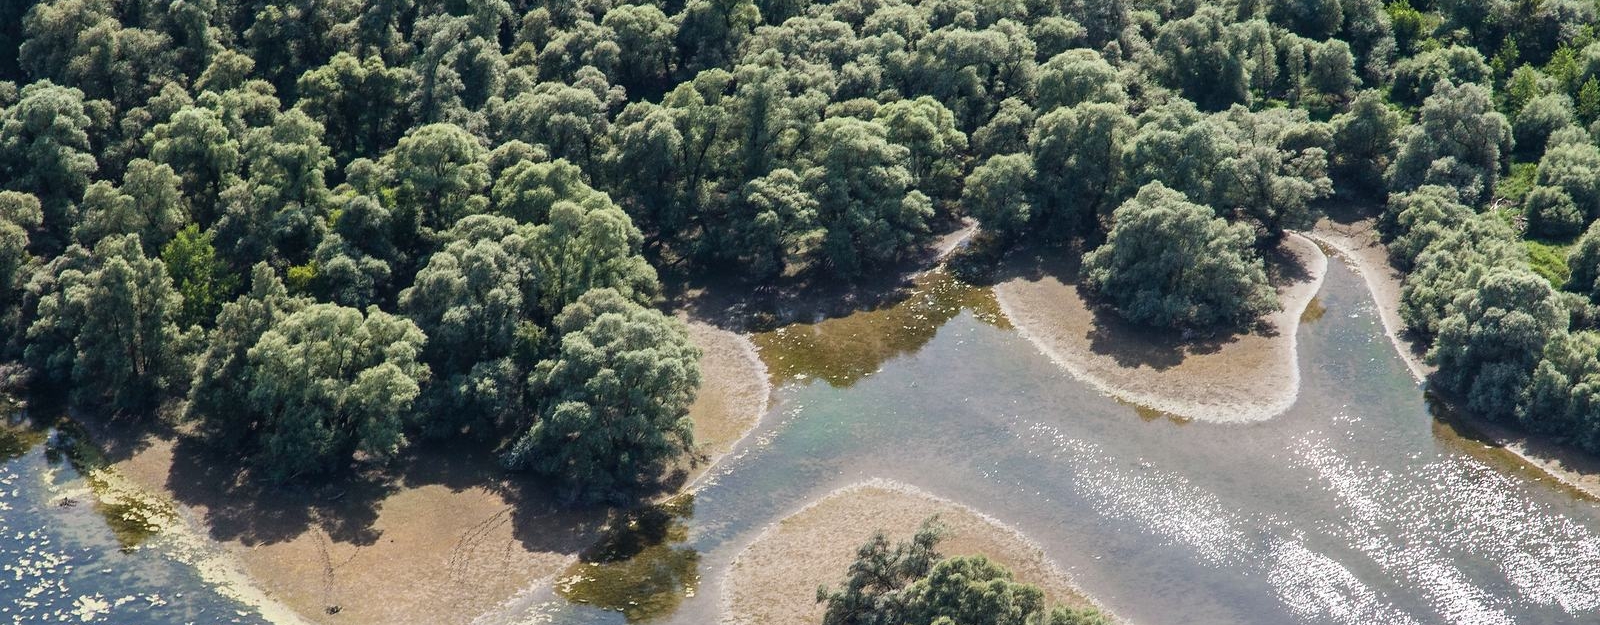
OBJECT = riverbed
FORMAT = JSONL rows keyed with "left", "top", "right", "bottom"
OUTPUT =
{"left": 516, "top": 257, "right": 1600, "bottom": 625}
{"left": 7, "top": 256, "right": 1600, "bottom": 625}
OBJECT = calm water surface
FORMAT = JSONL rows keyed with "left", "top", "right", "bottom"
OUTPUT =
{"left": 539, "top": 259, "right": 1600, "bottom": 625}
{"left": 6, "top": 259, "right": 1600, "bottom": 624}
{"left": 0, "top": 416, "right": 272, "bottom": 623}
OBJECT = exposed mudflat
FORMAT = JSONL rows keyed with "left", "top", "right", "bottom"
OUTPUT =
{"left": 994, "top": 233, "right": 1327, "bottom": 423}
{"left": 721, "top": 479, "right": 1107, "bottom": 625}
{"left": 78, "top": 318, "right": 775, "bottom": 625}
{"left": 683, "top": 321, "right": 772, "bottom": 488}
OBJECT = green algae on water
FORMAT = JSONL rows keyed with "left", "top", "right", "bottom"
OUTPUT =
{"left": 1300, "top": 296, "right": 1327, "bottom": 324}
{"left": 556, "top": 495, "right": 701, "bottom": 621}
{"left": 752, "top": 270, "right": 1010, "bottom": 388}
{"left": 0, "top": 418, "right": 47, "bottom": 462}
{"left": 1115, "top": 397, "right": 1192, "bottom": 425}
{"left": 44, "top": 419, "right": 177, "bottom": 551}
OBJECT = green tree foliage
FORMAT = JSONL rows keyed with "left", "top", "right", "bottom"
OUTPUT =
{"left": 876, "top": 97, "right": 968, "bottom": 206}
{"left": 0, "top": 192, "right": 41, "bottom": 293}
{"left": 295, "top": 52, "right": 417, "bottom": 165}
{"left": 0, "top": 81, "right": 99, "bottom": 247}
{"left": 1432, "top": 268, "right": 1565, "bottom": 418}
{"left": 504, "top": 288, "right": 700, "bottom": 503}
{"left": 804, "top": 116, "right": 933, "bottom": 277}
{"left": 718, "top": 168, "right": 824, "bottom": 279}
{"left": 237, "top": 303, "right": 428, "bottom": 481}
{"left": 147, "top": 105, "right": 239, "bottom": 224}
{"left": 525, "top": 201, "right": 660, "bottom": 316}
{"left": 24, "top": 234, "right": 184, "bottom": 413}
{"left": 1305, "top": 39, "right": 1359, "bottom": 108}
{"left": 399, "top": 216, "right": 540, "bottom": 438}
{"left": 1388, "top": 81, "right": 1512, "bottom": 206}
{"left": 310, "top": 193, "right": 398, "bottom": 308}
{"left": 1533, "top": 139, "right": 1600, "bottom": 225}
{"left": 492, "top": 158, "right": 611, "bottom": 225}
{"left": 1032, "top": 103, "right": 1132, "bottom": 239}
{"left": 74, "top": 159, "right": 187, "bottom": 251}
{"left": 818, "top": 517, "right": 1108, "bottom": 625}
{"left": 1568, "top": 221, "right": 1600, "bottom": 298}
{"left": 973, "top": 98, "right": 1037, "bottom": 158}
{"left": 1036, "top": 49, "right": 1126, "bottom": 111}
{"left": 186, "top": 264, "right": 306, "bottom": 450}
{"left": 1525, "top": 185, "right": 1586, "bottom": 239}
{"left": 1400, "top": 214, "right": 1523, "bottom": 337}
{"left": 1210, "top": 107, "right": 1333, "bottom": 243}
{"left": 492, "top": 78, "right": 615, "bottom": 172}
{"left": 964, "top": 154, "right": 1036, "bottom": 241}
{"left": 19, "top": 0, "right": 178, "bottom": 110}
{"left": 1121, "top": 100, "right": 1228, "bottom": 210}
{"left": 1518, "top": 330, "right": 1600, "bottom": 443}
{"left": 212, "top": 108, "right": 334, "bottom": 269}
{"left": 381, "top": 122, "right": 489, "bottom": 251}
{"left": 0, "top": 192, "right": 43, "bottom": 353}
{"left": 601, "top": 3, "right": 677, "bottom": 95}
{"left": 1331, "top": 90, "right": 1404, "bottom": 195}
{"left": 12, "top": 0, "right": 1600, "bottom": 498}
{"left": 1270, "top": 0, "right": 1345, "bottom": 40}
{"left": 1383, "top": 185, "right": 1473, "bottom": 269}
{"left": 1153, "top": 7, "right": 1249, "bottom": 111}
{"left": 1081, "top": 183, "right": 1279, "bottom": 330}
{"left": 1513, "top": 94, "right": 1575, "bottom": 161}
{"left": 899, "top": 17, "right": 1038, "bottom": 131}
{"left": 161, "top": 224, "right": 238, "bottom": 328}
{"left": 1390, "top": 45, "right": 1491, "bottom": 105}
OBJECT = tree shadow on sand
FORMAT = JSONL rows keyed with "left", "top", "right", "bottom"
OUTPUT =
{"left": 995, "top": 238, "right": 1317, "bottom": 372}
{"left": 163, "top": 435, "right": 394, "bottom": 546}
{"left": 659, "top": 220, "right": 974, "bottom": 334}
{"left": 160, "top": 434, "right": 621, "bottom": 554}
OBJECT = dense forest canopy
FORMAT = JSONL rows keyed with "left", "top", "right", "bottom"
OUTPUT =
{"left": 5, "top": 0, "right": 1600, "bottom": 502}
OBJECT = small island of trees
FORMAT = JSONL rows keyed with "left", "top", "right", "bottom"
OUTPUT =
{"left": 5, "top": 1, "right": 1600, "bottom": 620}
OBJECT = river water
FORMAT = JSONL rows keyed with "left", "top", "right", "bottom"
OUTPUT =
{"left": 6, "top": 257, "right": 1600, "bottom": 624}
{"left": 0, "top": 415, "right": 272, "bottom": 623}
{"left": 537, "top": 258, "right": 1600, "bottom": 625}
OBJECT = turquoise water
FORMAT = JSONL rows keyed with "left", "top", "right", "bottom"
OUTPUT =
{"left": 527, "top": 259, "right": 1600, "bottom": 625}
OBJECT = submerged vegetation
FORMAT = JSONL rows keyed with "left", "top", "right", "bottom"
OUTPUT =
{"left": 4, "top": 0, "right": 1600, "bottom": 620}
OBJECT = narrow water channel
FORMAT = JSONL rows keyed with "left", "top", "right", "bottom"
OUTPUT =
{"left": 534, "top": 258, "right": 1600, "bottom": 625}
{"left": 6, "top": 257, "right": 1600, "bottom": 625}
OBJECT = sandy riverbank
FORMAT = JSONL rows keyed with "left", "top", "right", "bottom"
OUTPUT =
{"left": 721, "top": 479, "right": 1111, "bottom": 625}
{"left": 1307, "top": 217, "right": 1600, "bottom": 500}
{"left": 994, "top": 233, "right": 1327, "bottom": 423}
{"left": 683, "top": 321, "right": 773, "bottom": 489}
{"left": 80, "top": 316, "right": 775, "bottom": 625}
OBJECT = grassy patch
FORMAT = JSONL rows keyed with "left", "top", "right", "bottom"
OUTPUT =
{"left": 1495, "top": 162, "right": 1539, "bottom": 206}
{"left": 1526, "top": 239, "right": 1574, "bottom": 287}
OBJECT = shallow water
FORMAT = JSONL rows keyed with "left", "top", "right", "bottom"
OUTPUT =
{"left": 529, "top": 260, "right": 1600, "bottom": 625}
{"left": 8, "top": 259, "right": 1600, "bottom": 624}
{"left": 0, "top": 415, "right": 272, "bottom": 623}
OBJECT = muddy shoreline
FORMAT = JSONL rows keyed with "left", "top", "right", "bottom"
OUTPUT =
{"left": 59, "top": 313, "right": 776, "bottom": 625}
{"left": 994, "top": 233, "right": 1327, "bottom": 423}
{"left": 43, "top": 212, "right": 1600, "bottom": 624}
{"left": 720, "top": 479, "right": 1113, "bottom": 625}
{"left": 1308, "top": 218, "right": 1600, "bottom": 501}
